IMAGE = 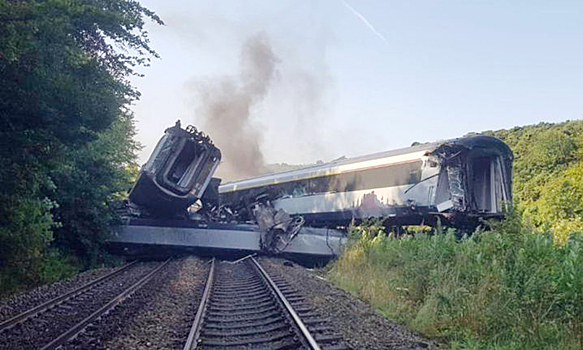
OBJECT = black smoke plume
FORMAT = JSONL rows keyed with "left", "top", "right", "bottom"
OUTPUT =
{"left": 194, "top": 34, "right": 278, "bottom": 181}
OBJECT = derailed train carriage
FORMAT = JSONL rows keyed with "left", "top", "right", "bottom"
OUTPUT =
{"left": 112, "top": 123, "right": 513, "bottom": 260}
{"left": 219, "top": 135, "right": 513, "bottom": 230}
{"left": 128, "top": 121, "right": 221, "bottom": 217}
{"left": 114, "top": 122, "right": 347, "bottom": 260}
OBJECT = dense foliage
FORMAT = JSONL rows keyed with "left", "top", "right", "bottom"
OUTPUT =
{"left": 0, "top": 0, "right": 160, "bottom": 294}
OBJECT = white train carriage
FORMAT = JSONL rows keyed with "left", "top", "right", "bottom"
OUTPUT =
{"left": 219, "top": 136, "right": 513, "bottom": 228}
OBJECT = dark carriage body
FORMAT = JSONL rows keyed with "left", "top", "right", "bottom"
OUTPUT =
{"left": 129, "top": 122, "right": 221, "bottom": 217}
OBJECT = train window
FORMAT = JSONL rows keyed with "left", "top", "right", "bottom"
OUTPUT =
{"left": 470, "top": 156, "right": 499, "bottom": 213}
{"left": 274, "top": 161, "right": 423, "bottom": 197}
{"left": 170, "top": 142, "right": 198, "bottom": 183}
{"left": 159, "top": 140, "right": 207, "bottom": 195}
{"left": 143, "top": 134, "right": 170, "bottom": 173}
{"left": 189, "top": 151, "right": 220, "bottom": 197}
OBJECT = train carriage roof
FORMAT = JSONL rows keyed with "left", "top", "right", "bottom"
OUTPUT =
{"left": 219, "top": 135, "right": 512, "bottom": 193}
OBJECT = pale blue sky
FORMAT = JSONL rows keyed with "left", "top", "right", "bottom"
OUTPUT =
{"left": 130, "top": 0, "right": 582, "bottom": 166}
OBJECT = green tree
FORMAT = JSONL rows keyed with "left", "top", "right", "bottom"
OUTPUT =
{"left": 49, "top": 112, "right": 142, "bottom": 267}
{"left": 0, "top": 0, "right": 161, "bottom": 293}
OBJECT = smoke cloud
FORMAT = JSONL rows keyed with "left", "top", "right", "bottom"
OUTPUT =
{"left": 193, "top": 34, "right": 278, "bottom": 181}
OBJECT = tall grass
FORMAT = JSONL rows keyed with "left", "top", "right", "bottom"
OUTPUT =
{"left": 327, "top": 214, "right": 583, "bottom": 349}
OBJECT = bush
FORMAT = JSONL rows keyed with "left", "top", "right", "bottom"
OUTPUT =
{"left": 0, "top": 195, "right": 55, "bottom": 294}
{"left": 36, "top": 249, "right": 81, "bottom": 286}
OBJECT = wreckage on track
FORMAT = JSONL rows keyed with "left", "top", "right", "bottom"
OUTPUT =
{"left": 110, "top": 122, "right": 513, "bottom": 261}
{"left": 111, "top": 122, "right": 345, "bottom": 261}
{"left": 128, "top": 121, "right": 221, "bottom": 217}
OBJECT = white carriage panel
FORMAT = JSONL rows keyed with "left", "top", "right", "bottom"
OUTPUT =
{"left": 220, "top": 150, "right": 430, "bottom": 193}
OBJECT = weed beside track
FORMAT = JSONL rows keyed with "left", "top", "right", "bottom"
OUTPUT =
{"left": 327, "top": 216, "right": 583, "bottom": 350}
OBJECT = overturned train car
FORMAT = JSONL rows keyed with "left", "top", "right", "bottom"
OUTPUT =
{"left": 113, "top": 122, "right": 345, "bottom": 260}
{"left": 129, "top": 122, "right": 221, "bottom": 217}
{"left": 219, "top": 136, "right": 513, "bottom": 229}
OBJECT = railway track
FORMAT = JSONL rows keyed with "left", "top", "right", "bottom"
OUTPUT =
{"left": 0, "top": 259, "right": 170, "bottom": 350}
{"left": 184, "top": 257, "right": 349, "bottom": 350}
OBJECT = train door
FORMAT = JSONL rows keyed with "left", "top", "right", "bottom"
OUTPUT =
{"left": 469, "top": 156, "right": 509, "bottom": 213}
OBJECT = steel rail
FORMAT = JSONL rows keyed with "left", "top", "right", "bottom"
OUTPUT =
{"left": 250, "top": 257, "right": 322, "bottom": 350}
{"left": 183, "top": 258, "right": 215, "bottom": 350}
{"left": 38, "top": 258, "right": 172, "bottom": 350}
{"left": 0, "top": 260, "right": 139, "bottom": 332}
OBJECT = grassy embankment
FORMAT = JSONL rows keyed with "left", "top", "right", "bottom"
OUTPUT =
{"left": 327, "top": 215, "right": 583, "bottom": 350}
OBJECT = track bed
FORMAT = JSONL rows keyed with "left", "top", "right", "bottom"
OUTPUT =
{"left": 0, "top": 256, "right": 437, "bottom": 350}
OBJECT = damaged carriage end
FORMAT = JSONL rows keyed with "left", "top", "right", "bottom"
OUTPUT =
{"left": 128, "top": 121, "right": 222, "bottom": 217}
{"left": 431, "top": 136, "right": 513, "bottom": 222}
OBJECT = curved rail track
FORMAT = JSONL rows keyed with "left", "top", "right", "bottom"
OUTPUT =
{"left": 184, "top": 257, "right": 349, "bottom": 350}
{"left": 0, "top": 259, "right": 170, "bottom": 350}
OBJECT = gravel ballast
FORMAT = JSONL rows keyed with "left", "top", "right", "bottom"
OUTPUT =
{"left": 1, "top": 255, "right": 441, "bottom": 349}
{"left": 259, "top": 257, "right": 440, "bottom": 350}
{"left": 1, "top": 262, "right": 162, "bottom": 350}
{"left": 99, "top": 256, "right": 208, "bottom": 350}
{"left": 0, "top": 265, "right": 120, "bottom": 321}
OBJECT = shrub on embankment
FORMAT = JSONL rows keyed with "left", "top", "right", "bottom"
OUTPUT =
{"left": 327, "top": 215, "right": 583, "bottom": 350}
